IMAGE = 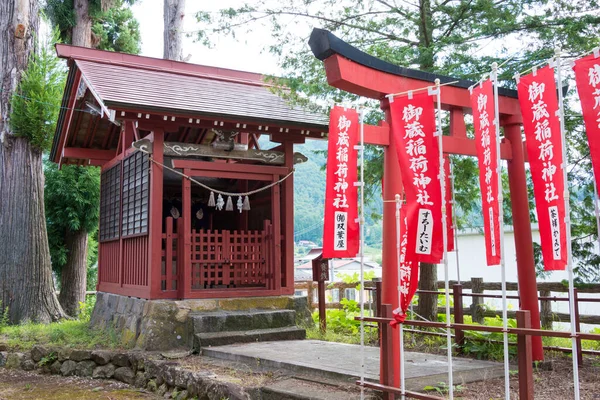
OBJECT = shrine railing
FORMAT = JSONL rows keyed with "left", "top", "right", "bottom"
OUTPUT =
{"left": 161, "top": 217, "right": 183, "bottom": 293}
{"left": 160, "top": 218, "right": 277, "bottom": 298}
{"left": 189, "top": 220, "right": 274, "bottom": 291}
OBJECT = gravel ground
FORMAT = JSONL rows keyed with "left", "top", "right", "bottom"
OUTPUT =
{"left": 0, "top": 369, "right": 159, "bottom": 400}
{"left": 457, "top": 356, "right": 600, "bottom": 399}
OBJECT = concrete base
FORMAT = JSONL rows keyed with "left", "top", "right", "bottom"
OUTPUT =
{"left": 203, "top": 340, "right": 505, "bottom": 391}
{"left": 90, "top": 292, "right": 312, "bottom": 351}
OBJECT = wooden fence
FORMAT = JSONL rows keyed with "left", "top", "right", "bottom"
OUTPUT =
{"left": 295, "top": 277, "right": 600, "bottom": 328}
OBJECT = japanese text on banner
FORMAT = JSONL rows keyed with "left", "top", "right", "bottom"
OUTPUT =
{"left": 470, "top": 79, "right": 501, "bottom": 266}
{"left": 392, "top": 207, "right": 419, "bottom": 326}
{"left": 390, "top": 92, "right": 444, "bottom": 264}
{"left": 573, "top": 55, "right": 600, "bottom": 194}
{"left": 517, "top": 66, "right": 567, "bottom": 270}
{"left": 322, "top": 106, "right": 360, "bottom": 258}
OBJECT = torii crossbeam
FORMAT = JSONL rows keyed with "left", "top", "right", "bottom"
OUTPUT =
{"left": 309, "top": 28, "right": 544, "bottom": 384}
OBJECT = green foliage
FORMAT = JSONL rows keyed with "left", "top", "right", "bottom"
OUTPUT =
{"left": 44, "top": 163, "right": 101, "bottom": 275}
{"left": 293, "top": 139, "right": 383, "bottom": 247}
{"left": 93, "top": 2, "right": 141, "bottom": 54}
{"left": 9, "top": 31, "right": 66, "bottom": 151}
{"left": 78, "top": 295, "right": 96, "bottom": 323}
{"left": 0, "top": 301, "right": 9, "bottom": 333}
{"left": 423, "top": 382, "right": 464, "bottom": 395}
{"left": 39, "top": 352, "right": 58, "bottom": 366}
{"left": 86, "top": 229, "right": 99, "bottom": 291}
{"left": 335, "top": 271, "right": 376, "bottom": 285}
{"left": 45, "top": 0, "right": 140, "bottom": 54}
{"left": 0, "top": 319, "right": 121, "bottom": 351}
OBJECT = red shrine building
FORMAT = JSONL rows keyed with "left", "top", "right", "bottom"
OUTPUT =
{"left": 51, "top": 45, "right": 328, "bottom": 301}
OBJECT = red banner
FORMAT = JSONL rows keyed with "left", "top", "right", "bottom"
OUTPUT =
{"left": 392, "top": 206, "right": 419, "bottom": 326}
{"left": 390, "top": 92, "right": 443, "bottom": 264}
{"left": 470, "top": 79, "right": 501, "bottom": 266}
{"left": 323, "top": 106, "right": 359, "bottom": 258}
{"left": 573, "top": 54, "right": 600, "bottom": 192}
{"left": 517, "top": 66, "right": 567, "bottom": 270}
{"left": 444, "top": 154, "right": 455, "bottom": 252}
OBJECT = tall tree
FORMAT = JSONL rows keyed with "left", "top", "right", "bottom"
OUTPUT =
{"left": 164, "top": 0, "right": 185, "bottom": 61}
{"left": 44, "top": 0, "right": 140, "bottom": 316}
{"left": 0, "top": 1, "right": 67, "bottom": 323}
{"left": 46, "top": 0, "right": 139, "bottom": 50}
{"left": 195, "top": 1, "right": 600, "bottom": 317}
{"left": 45, "top": 164, "right": 100, "bottom": 317}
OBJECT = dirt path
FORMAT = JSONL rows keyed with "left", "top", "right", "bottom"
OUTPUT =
{"left": 458, "top": 356, "right": 600, "bottom": 399}
{"left": 0, "top": 369, "right": 159, "bottom": 400}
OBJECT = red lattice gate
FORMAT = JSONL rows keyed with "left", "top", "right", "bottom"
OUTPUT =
{"left": 190, "top": 220, "right": 274, "bottom": 291}
{"left": 161, "top": 218, "right": 277, "bottom": 298}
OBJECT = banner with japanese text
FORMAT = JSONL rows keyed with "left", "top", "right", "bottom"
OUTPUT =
{"left": 517, "top": 66, "right": 567, "bottom": 270}
{"left": 470, "top": 79, "right": 501, "bottom": 266}
{"left": 323, "top": 106, "right": 360, "bottom": 258}
{"left": 444, "top": 154, "right": 455, "bottom": 252}
{"left": 392, "top": 207, "right": 419, "bottom": 326}
{"left": 390, "top": 92, "right": 443, "bottom": 264}
{"left": 573, "top": 54, "right": 600, "bottom": 191}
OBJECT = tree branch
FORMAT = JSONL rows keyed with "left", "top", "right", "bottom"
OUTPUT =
{"left": 208, "top": 9, "right": 420, "bottom": 46}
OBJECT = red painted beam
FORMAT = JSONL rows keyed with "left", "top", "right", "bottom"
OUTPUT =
{"left": 55, "top": 70, "right": 82, "bottom": 165}
{"left": 363, "top": 124, "right": 512, "bottom": 159}
{"left": 324, "top": 54, "right": 522, "bottom": 120}
{"left": 62, "top": 147, "right": 116, "bottom": 160}
{"left": 172, "top": 159, "right": 288, "bottom": 176}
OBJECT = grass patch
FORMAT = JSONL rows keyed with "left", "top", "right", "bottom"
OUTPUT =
{"left": 306, "top": 325, "right": 379, "bottom": 345}
{"left": 0, "top": 320, "right": 123, "bottom": 351}
{"left": 0, "top": 297, "right": 125, "bottom": 351}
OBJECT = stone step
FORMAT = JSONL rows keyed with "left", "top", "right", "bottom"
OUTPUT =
{"left": 260, "top": 378, "right": 377, "bottom": 400}
{"left": 195, "top": 326, "right": 306, "bottom": 349}
{"left": 190, "top": 309, "right": 297, "bottom": 333}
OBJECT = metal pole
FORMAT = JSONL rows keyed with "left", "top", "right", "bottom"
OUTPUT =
{"left": 434, "top": 78, "right": 454, "bottom": 399}
{"left": 395, "top": 194, "right": 405, "bottom": 399}
{"left": 592, "top": 174, "right": 600, "bottom": 254}
{"left": 492, "top": 62, "right": 511, "bottom": 400}
{"left": 555, "top": 47, "right": 581, "bottom": 400}
{"left": 449, "top": 159, "right": 461, "bottom": 284}
{"left": 359, "top": 107, "right": 366, "bottom": 400}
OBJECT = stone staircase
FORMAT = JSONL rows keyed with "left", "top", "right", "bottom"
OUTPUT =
{"left": 190, "top": 309, "right": 306, "bottom": 351}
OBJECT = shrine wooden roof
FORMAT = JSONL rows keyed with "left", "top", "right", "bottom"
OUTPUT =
{"left": 50, "top": 45, "right": 329, "bottom": 165}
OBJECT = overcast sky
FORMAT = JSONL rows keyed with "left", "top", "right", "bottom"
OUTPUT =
{"left": 131, "top": 0, "right": 283, "bottom": 75}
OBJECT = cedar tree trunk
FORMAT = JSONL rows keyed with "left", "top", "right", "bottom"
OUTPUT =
{"left": 0, "top": 0, "right": 65, "bottom": 323}
{"left": 59, "top": 229, "right": 88, "bottom": 317}
{"left": 163, "top": 0, "right": 185, "bottom": 61}
{"left": 0, "top": 138, "right": 66, "bottom": 323}
{"left": 416, "top": 262, "right": 438, "bottom": 321}
{"left": 72, "top": 0, "right": 92, "bottom": 47}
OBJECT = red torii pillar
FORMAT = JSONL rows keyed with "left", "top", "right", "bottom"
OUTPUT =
{"left": 310, "top": 34, "right": 544, "bottom": 384}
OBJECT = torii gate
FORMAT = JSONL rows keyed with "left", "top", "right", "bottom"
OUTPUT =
{"left": 309, "top": 28, "right": 544, "bottom": 382}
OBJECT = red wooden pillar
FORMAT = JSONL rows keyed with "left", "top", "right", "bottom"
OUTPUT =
{"left": 381, "top": 101, "right": 401, "bottom": 387}
{"left": 148, "top": 128, "right": 164, "bottom": 299}
{"left": 504, "top": 122, "right": 544, "bottom": 361}
{"left": 181, "top": 168, "right": 192, "bottom": 299}
{"left": 272, "top": 174, "right": 282, "bottom": 292}
{"left": 281, "top": 140, "right": 295, "bottom": 293}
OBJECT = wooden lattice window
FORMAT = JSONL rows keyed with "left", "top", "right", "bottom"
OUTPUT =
{"left": 100, "top": 163, "right": 121, "bottom": 242}
{"left": 121, "top": 151, "right": 149, "bottom": 237}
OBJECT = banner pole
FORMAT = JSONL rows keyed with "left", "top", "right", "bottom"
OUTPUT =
{"left": 492, "top": 62, "right": 511, "bottom": 400}
{"left": 449, "top": 158, "right": 461, "bottom": 284}
{"left": 555, "top": 47, "right": 581, "bottom": 400}
{"left": 434, "top": 78, "right": 454, "bottom": 399}
{"left": 395, "top": 194, "right": 405, "bottom": 399}
{"left": 358, "top": 107, "right": 366, "bottom": 400}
